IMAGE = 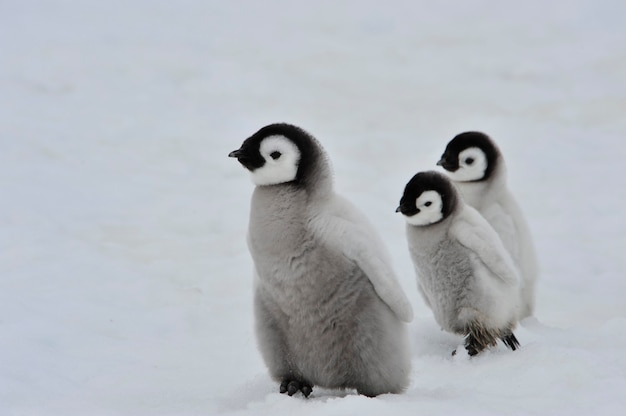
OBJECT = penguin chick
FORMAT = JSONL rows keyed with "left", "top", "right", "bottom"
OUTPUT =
{"left": 397, "top": 170, "right": 521, "bottom": 356}
{"left": 437, "top": 132, "right": 539, "bottom": 319}
{"left": 229, "top": 123, "right": 413, "bottom": 397}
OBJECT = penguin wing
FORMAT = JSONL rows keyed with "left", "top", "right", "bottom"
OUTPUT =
{"left": 308, "top": 195, "right": 414, "bottom": 322}
{"left": 482, "top": 201, "right": 520, "bottom": 262}
{"left": 450, "top": 205, "right": 520, "bottom": 286}
{"left": 497, "top": 194, "right": 540, "bottom": 276}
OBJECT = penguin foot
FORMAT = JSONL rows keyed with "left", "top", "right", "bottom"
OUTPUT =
{"left": 464, "top": 334, "right": 481, "bottom": 356}
{"left": 463, "top": 321, "right": 500, "bottom": 356}
{"left": 501, "top": 333, "right": 520, "bottom": 351}
{"left": 279, "top": 379, "right": 313, "bottom": 398}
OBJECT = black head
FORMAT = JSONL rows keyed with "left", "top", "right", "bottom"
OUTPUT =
{"left": 396, "top": 170, "right": 458, "bottom": 226}
{"left": 436, "top": 131, "right": 500, "bottom": 182}
{"left": 228, "top": 123, "right": 325, "bottom": 187}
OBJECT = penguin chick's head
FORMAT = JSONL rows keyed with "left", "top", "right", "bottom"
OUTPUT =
{"left": 229, "top": 123, "right": 324, "bottom": 187}
{"left": 437, "top": 131, "right": 500, "bottom": 182}
{"left": 396, "top": 171, "right": 458, "bottom": 226}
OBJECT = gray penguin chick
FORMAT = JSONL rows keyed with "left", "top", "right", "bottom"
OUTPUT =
{"left": 229, "top": 123, "right": 413, "bottom": 397}
{"left": 437, "top": 132, "right": 539, "bottom": 319}
{"left": 397, "top": 171, "right": 521, "bottom": 356}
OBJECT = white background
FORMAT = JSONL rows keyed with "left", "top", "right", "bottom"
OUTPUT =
{"left": 2, "top": 1, "right": 626, "bottom": 414}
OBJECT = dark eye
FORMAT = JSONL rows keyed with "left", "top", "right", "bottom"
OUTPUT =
{"left": 465, "top": 157, "right": 474, "bottom": 165}
{"left": 424, "top": 201, "right": 432, "bottom": 207}
{"left": 270, "top": 151, "right": 281, "bottom": 160}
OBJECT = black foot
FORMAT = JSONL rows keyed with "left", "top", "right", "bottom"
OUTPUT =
{"left": 279, "top": 379, "right": 313, "bottom": 398}
{"left": 501, "top": 333, "right": 520, "bottom": 351}
{"left": 461, "top": 321, "right": 501, "bottom": 356}
{"left": 464, "top": 333, "right": 482, "bottom": 356}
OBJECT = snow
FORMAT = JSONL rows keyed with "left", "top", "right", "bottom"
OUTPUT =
{"left": 1, "top": 0, "right": 626, "bottom": 414}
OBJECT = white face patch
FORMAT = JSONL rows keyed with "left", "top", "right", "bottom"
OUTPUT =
{"left": 446, "top": 147, "right": 488, "bottom": 182}
{"left": 405, "top": 190, "right": 444, "bottom": 226}
{"left": 250, "top": 135, "right": 301, "bottom": 186}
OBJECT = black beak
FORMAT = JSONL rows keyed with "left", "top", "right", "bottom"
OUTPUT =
{"left": 437, "top": 156, "right": 458, "bottom": 171}
{"left": 229, "top": 149, "right": 243, "bottom": 158}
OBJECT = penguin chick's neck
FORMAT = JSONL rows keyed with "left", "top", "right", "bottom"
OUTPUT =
{"left": 454, "top": 161, "right": 507, "bottom": 210}
{"left": 406, "top": 214, "right": 451, "bottom": 255}
{"left": 248, "top": 184, "right": 317, "bottom": 272}
{"left": 299, "top": 152, "right": 334, "bottom": 198}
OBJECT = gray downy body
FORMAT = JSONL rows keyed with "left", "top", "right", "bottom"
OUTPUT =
{"left": 405, "top": 212, "right": 517, "bottom": 338}
{"left": 249, "top": 184, "right": 409, "bottom": 396}
{"left": 406, "top": 218, "right": 477, "bottom": 335}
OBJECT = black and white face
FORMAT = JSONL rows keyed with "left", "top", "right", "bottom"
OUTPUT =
{"left": 229, "top": 124, "right": 310, "bottom": 186}
{"left": 235, "top": 135, "right": 301, "bottom": 186}
{"left": 446, "top": 147, "right": 488, "bottom": 182}
{"left": 404, "top": 190, "right": 444, "bottom": 226}
{"left": 397, "top": 171, "right": 457, "bottom": 226}
{"left": 437, "top": 132, "right": 498, "bottom": 182}
{"left": 252, "top": 136, "right": 301, "bottom": 186}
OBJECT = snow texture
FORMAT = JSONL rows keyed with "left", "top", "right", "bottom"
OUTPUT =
{"left": 1, "top": 0, "right": 626, "bottom": 415}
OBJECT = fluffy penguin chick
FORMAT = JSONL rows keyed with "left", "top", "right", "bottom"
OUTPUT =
{"left": 397, "top": 171, "right": 521, "bottom": 356}
{"left": 229, "top": 123, "right": 413, "bottom": 397}
{"left": 437, "top": 132, "right": 539, "bottom": 319}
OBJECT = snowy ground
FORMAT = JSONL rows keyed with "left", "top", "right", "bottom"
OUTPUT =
{"left": 2, "top": 0, "right": 626, "bottom": 415}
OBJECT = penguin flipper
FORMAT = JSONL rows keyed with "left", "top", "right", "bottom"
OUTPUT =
{"left": 309, "top": 195, "right": 414, "bottom": 322}
{"left": 450, "top": 205, "right": 520, "bottom": 287}
{"left": 482, "top": 201, "right": 520, "bottom": 261}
